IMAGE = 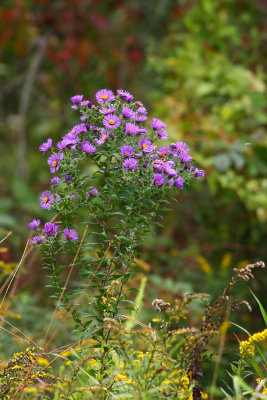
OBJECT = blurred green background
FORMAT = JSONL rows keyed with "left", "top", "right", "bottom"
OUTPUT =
{"left": 0, "top": 0, "right": 267, "bottom": 394}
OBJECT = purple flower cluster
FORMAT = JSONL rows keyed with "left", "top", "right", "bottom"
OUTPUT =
{"left": 123, "top": 158, "right": 139, "bottom": 170}
{"left": 81, "top": 141, "right": 96, "bottom": 154}
{"left": 32, "top": 88, "right": 204, "bottom": 243}
{"left": 29, "top": 219, "right": 79, "bottom": 245}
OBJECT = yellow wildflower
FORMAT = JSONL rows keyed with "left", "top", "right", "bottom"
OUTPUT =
{"left": 239, "top": 339, "right": 255, "bottom": 358}
{"left": 162, "top": 379, "right": 171, "bottom": 386}
{"left": 239, "top": 329, "right": 267, "bottom": 358}
{"left": 24, "top": 387, "right": 37, "bottom": 393}
{"left": 251, "top": 328, "right": 267, "bottom": 343}
{"left": 37, "top": 357, "right": 49, "bottom": 366}
{"left": 181, "top": 374, "right": 190, "bottom": 387}
{"left": 114, "top": 373, "right": 128, "bottom": 381}
{"left": 88, "top": 358, "right": 98, "bottom": 368}
{"left": 61, "top": 349, "right": 72, "bottom": 357}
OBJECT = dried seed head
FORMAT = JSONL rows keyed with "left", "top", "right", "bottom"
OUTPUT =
{"left": 152, "top": 298, "right": 171, "bottom": 312}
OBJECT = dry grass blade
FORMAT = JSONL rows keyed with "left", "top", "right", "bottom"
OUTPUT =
{"left": 0, "top": 231, "right": 12, "bottom": 245}
{"left": 0, "top": 238, "right": 30, "bottom": 311}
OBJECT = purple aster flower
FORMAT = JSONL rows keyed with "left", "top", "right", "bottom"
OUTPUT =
{"left": 94, "top": 130, "right": 110, "bottom": 145}
{"left": 57, "top": 131, "right": 79, "bottom": 150}
{"left": 153, "top": 160, "right": 165, "bottom": 172}
{"left": 156, "top": 129, "right": 168, "bottom": 140}
{"left": 121, "top": 145, "right": 135, "bottom": 157}
{"left": 157, "top": 146, "right": 170, "bottom": 158}
{"left": 136, "top": 107, "right": 147, "bottom": 115}
{"left": 65, "top": 174, "right": 72, "bottom": 181}
{"left": 122, "top": 106, "right": 135, "bottom": 119}
{"left": 43, "top": 222, "right": 60, "bottom": 236}
{"left": 72, "top": 105, "right": 78, "bottom": 110}
{"left": 170, "top": 141, "right": 190, "bottom": 153}
{"left": 179, "top": 152, "right": 193, "bottom": 163}
{"left": 174, "top": 176, "right": 184, "bottom": 189}
{"left": 48, "top": 153, "right": 64, "bottom": 173}
{"left": 153, "top": 173, "right": 165, "bottom": 186}
{"left": 194, "top": 168, "right": 205, "bottom": 178}
{"left": 124, "top": 122, "right": 140, "bottom": 135}
{"left": 132, "top": 114, "right": 147, "bottom": 123}
{"left": 117, "top": 89, "right": 134, "bottom": 102}
{"left": 165, "top": 168, "right": 177, "bottom": 178}
{"left": 99, "top": 107, "right": 116, "bottom": 115}
{"left": 51, "top": 176, "right": 59, "bottom": 185}
{"left": 72, "top": 123, "right": 87, "bottom": 135}
{"left": 167, "top": 179, "right": 174, "bottom": 186}
{"left": 63, "top": 228, "right": 79, "bottom": 242}
{"left": 151, "top": 118, "right": 166, "bottom": 130}
{"left": 123, "top": 158, "right": 139, "bottom": 170}
{"left": 28, "top": 219, "right": 41, "bottom": 230}
{"left": 57, "top": 136, "right": 79, "bottom": 151}
{"left": 30, "top": 235, "right": 45, "bottom": 245}
{"left": 163, "top": 160, "right": 175, "bottom": 169}
{"left": 184, "top": 164, "right": 194, "bottom": 170}
{"left": 71, "top": 95, "right": 84, "bottom": 104}
{"left": 137, "top": 127, "right": 148, "bottom": 135}
{"left": 39, "top": 138, "right": 52, "bottom": 153}
{"left": 103, "top": 114, "right": 120, "bottom": 130}
{"left": 81, "top": 141, "right": 96, "bottom": 154}
{"left": 87, "top": 187, "right": 99, "bottom": 197}
{"left": 80, "top": 114, "right": 87, "bottom": 122}
{"left": 138, "top": 137, "right": 150, "bottom": 151}
{"left": 138, "top": 138, "right": 156, "bottom": 154}
{"left": 40, "top": 191, "right": 53, "bottom": 209}
{"left": 96, "top": 89, "right": 115, "bottom": 104}
{"left": 80, "top": 100, "right": 92, "bottom": 107}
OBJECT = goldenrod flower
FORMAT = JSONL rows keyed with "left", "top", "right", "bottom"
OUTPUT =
{"left": 239, "top": 339, "right": 255, "bottom": 357}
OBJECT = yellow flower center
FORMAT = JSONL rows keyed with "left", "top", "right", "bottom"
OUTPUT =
{"left": 102, "top": 135, "right": 106, "bottom": 141}
{"left": 52, "top": 161, "right": 57, "bottom": 167}
{"left": 142, "top": 144, "right": 147, "bottom": 149}
{"left": 162, "top": 151, "right": 166, "bottom": 154}
{"left": 67, "top": 234, "right": 72, "bottom": 240}
{"left": 109, "top": 119, "right": 115, "bottom": 125}
{"left": 44, "top": 197, "right": 49, "bottom": 203}
{"left": 102, "top": 94, "right": 108, "bottom": 100}
{"left": 125, "top": 152, "right": 129, "bottom": 156}
{"left": 179, "top": 148, "right": 183, "bottom": 152}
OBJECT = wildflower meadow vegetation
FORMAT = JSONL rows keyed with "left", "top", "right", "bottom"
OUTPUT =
{"left": 0, "top": 1, "right": 267, "bottom": 399}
